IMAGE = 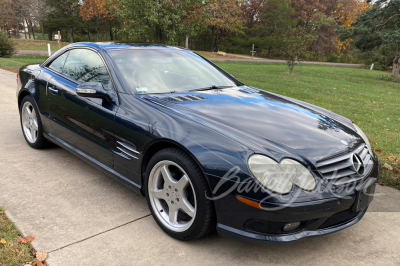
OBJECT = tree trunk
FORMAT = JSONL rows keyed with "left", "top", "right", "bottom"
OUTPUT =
{"left": 290, "top": 61, "right": 295, "bottom": 74}
{"left": 49, "top": 31, "right": 53, "bottom": 41}
{"left": 96, "top": 19, "right": 100, "bottom": 41}
{"left": 70, "top": 28, "right": 75, "bottom": 43}
{"left": 15, "top": 22, "right": 20, "bottom": 38}
{"left": 288, "top": 58, "right": 296, "bottom": 74}
{"left": 25, "top": 19, "right": 31, "bottom": 39}
{"left": 41, "top": 22, "right": 45, "bottom": 40}
{"left": 393, "top": 53, "right": 400, "bottom": 79}
{"left": 267, "top": 46, "right": 272, "bottom": 58}
{"left": 156, "top": 25, "right": 162, "bottom": 43}
{"left": 87, "top": 30, "right": 91, "bottom": 41}
{"left": 185, "top": 36, "right": 189, "bottom": 49}
{"left": 23, "top": 24, "right": 27, "bottom": 39}
{"left": 109, "top": 21, "right": 113, "bottom": 41}
{"left": 30, "top": 21, "right": 35, "bottom": 40}
{"left": 211, "top": 26, "right": 216, "bottom": 52}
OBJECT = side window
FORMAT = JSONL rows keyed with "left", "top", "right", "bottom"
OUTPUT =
{"left": 48, "top": 51, "right": 69, "bottom": 73}
{"left": 62, "top": 49, "right": 111, "bottom": 90}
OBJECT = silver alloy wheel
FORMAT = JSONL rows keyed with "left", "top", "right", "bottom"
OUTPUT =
{"left": 148, "top": 160, "right": 197, "bottom": 232}
{"left": 21, "top": 101, "right": 39, "bottom": 143}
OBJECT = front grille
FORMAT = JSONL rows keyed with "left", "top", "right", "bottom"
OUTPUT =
{"left": 316, "top": 143, "right": 373, "bottom": 186}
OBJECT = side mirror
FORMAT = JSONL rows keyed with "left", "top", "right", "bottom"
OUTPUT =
{"left": 76, "top": 82, "right": 112, "bottom": 103}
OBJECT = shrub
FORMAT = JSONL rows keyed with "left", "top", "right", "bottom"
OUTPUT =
{"left": 377, "top": 75, "right": 400, "bottom": 83}
{"left": 0, "top": 31, "right": 16, "bottom": 58}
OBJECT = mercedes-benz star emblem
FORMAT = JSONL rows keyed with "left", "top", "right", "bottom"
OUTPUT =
{"left": 351, "top": 153, "right": 365, "bottom": 175}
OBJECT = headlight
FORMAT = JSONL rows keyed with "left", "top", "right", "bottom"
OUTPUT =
{"left": 353, "top": 124, "right": 373, "bottom": 154}
{"left": 248, "top": 155, "right": 316, "bottom": 194}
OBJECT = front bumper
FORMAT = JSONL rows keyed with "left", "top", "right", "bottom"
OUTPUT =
{"left": 217, "top": 208, "right": 367, "bottom": 242}
{"left": 208, "top": 156, "right": 380, "bottom": 243}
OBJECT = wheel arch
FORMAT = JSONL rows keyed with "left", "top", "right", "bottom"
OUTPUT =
{"left": 140, "top": 139, "right": 208, "bottom": 196}
{"left": 17, "top": 90, "right": 32, "bottom": 110}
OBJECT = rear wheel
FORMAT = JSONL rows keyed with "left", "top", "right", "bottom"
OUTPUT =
{"left": 20, "top": 95, "right": 48, "bottom": 149}
{"left": 145, "top": 148, "right": 215, "bottom": 241}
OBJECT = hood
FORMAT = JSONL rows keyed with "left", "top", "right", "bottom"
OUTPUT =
{"left": 145, "top": 87, "right": 361, "bottom": 163}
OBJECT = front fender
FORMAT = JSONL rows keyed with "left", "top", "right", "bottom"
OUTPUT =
{"left": 115, "top": 93, "right": 255, "bottom": 190}
{"left": 17, "top": 65, "right": 53, "bottom": 132}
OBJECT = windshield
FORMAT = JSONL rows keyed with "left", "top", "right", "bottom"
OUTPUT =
{"left": 108, "top": 49, "right": 237, "bottom": 94}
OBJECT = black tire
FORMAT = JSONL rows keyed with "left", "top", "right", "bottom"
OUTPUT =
{"left": 145, "top": 147, "right": 216, "bottom": 241}
{"left": 19, "top": 95, "right": 49, "bottom": 149}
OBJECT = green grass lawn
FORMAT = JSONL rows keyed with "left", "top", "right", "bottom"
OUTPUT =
{"left": 0, "top": 208, "right": 35, "bottom": 266}
{"left": 0, "top": 55, "right": 48, "bottom": 72}
{"left": 11, "top": 38, "right": 68, "bottom": 52}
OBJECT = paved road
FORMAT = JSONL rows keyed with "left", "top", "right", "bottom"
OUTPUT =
{"left": 0, "top": 68, "right": 399, "bottom": 265}
{"left": 16, "top": 49, "right": 363, "bottom": 68}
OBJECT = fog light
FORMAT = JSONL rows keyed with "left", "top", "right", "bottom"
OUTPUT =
{"left": 283, "top": 222, "right": 300, "bottom": 232}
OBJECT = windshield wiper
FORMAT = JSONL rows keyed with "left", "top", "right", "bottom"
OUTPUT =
{"left": 189, "top": 85, "right": 233, "bottom": 92}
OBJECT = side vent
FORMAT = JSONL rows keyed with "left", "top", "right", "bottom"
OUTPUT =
{"left": 116, "top": 141, "right": 140, "bottom": 159}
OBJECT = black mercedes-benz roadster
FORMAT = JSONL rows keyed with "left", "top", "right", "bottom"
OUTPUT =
{"left": 17, "top": 43, "right": 380, "bottom": 242}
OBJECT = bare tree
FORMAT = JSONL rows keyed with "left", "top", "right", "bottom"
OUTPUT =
{"left": 30, "top": 0, "right": 53, "bottom": 40}
{"left": 0, "top": 0, "right": 21, "bottom": 38}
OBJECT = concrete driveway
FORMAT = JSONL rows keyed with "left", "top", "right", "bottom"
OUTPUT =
{"left": 0, "top": 68, "right": 399, "bottom": 265}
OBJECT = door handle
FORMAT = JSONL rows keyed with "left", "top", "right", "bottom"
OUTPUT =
{"left": 48, "top": 86, "right": 58, "bottom": 95}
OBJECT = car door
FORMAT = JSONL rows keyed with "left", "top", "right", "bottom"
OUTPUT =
{"left": 46, "top": 48, "right": 117, "bottom": 167}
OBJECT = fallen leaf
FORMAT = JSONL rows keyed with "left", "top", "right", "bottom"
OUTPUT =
{"left": 18, "top": 235, "right": 36, "bottom": 245}
{"left": 17, "top": 237, "right": 27, "bottom": 244}
{"left": 0, "top": 239, "right": 6, "bottom": 245}
{"left": 383, "top": 163, "right": 393, "bottom": 171}
{"left": 31, "top": 259, "right": 49, "bottom": 266}
{"left": 36, "top": 251, "right": 48, "bottom": 262}
{"left": 375, "top": 149, "right": 382, "bottom": 154}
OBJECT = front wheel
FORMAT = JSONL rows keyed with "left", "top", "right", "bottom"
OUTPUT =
{"left": 20, "top": 95, "right": 49, "bottom": 149}
{"left": 145, "top": 148, "right": 215, "bottom": 241}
